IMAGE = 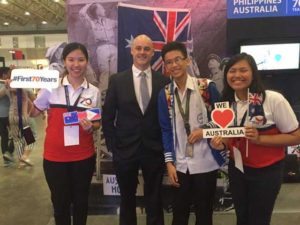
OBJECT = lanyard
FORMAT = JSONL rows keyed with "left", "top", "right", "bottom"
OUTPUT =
{"left": 174, "top": 88, "right": 191, "bottom": 136}
{"left": 233, "top": 102, "right": 247, "bottom": 127}
{"left": 64, "top": 86, "right": 84, "bottom": 112}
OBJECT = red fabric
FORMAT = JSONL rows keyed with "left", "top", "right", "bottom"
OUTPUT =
{"left": 229, "top": 126, "right": 285, "bottom": 168}
{"left": 14, "top": 50, "right": 23, "bottom": 60}
{"left": 44, "top": 107, "right": 95, "bottom": 162}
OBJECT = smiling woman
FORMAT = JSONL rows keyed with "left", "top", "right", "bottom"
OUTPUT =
{"left": 30, "top": 42, "right": 101, "bottom": 225}
{"left": 211, "top": 52, "right": 300, "bottom": 225}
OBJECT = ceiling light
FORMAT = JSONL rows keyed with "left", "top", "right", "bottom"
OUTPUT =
{"left": 41, "top": 21, "right": 48, "bottom": 24}
{"left": 25, "top": 11, "right": 30, "bottom": 16}
{"left": 3, "top": 22, "right": 9, "bottom": 26}
{"left": 1, "top": 0, "right": 8, "bottom": 5}
{"left": 53, "top": 0, "right": 60, "bottom": 2}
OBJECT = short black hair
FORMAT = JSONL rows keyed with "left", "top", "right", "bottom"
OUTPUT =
{"left": 62, "top": 42, "right": 89, "bottom": 61}
{"left": 161, "top": 41, "right": 187, "bottom": 61}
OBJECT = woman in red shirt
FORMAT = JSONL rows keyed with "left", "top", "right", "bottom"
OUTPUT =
{"left": 211, "top": 53, "right": 300, "bottom": 225}
{"left": 31, "top": 42, "right": 101, "bottom": 225}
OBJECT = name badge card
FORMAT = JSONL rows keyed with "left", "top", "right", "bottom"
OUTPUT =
{"left": 64, "top": 126, "right": 79, "bottom": 146}
{"left": 203, "top": 102, "right": 245, "bottom": 138}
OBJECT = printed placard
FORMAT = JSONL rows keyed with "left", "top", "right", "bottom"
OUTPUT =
{"left": 203, "top": 101, "right": 245, "bottom": 138}
{"left": 103, "top": 174, "right": 144, "bottom": 196}
{"left": 203, "top": 127, "right": 245, "bottom": 138}
{"left": 10, "top": 69, "right": 59, "bottom": 90}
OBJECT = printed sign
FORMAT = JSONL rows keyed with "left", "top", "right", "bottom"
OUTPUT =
{"left": 10, "top": 69, "right": 59, "bottom": 89}
{"left": 103, "top": 174, "right": 144, "bottom": 196}
{"left": 203, "top": 102, "right": 245, "bottom": 138}
{"left": 227, "top": 0, "right": 300, "bottom": 19}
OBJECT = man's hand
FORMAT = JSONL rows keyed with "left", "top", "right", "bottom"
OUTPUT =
{"left": 187, "top": 128, "right": 203, "bottom": 144}
{"left": 166, "top": 162, "right": 180, "bottom": 187}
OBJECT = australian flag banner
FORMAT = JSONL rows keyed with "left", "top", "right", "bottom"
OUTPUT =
{"left": 118, "top": 3, "right": 192, "bottom": 72}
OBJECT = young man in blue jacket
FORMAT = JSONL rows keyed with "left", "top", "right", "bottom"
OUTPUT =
{"left": 158, "top": 41, "right": 226, "bottom": 225}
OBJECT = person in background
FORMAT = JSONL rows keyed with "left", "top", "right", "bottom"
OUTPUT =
{"left": 210, "top": 53, "right": 300, "bottom": 225}
{"left": 207, "top": 53, "right": 224, "bottom": 93}
{"left": 0, "top": 67, "right": 14, "bottom": 167}
{"left": 31, "top": 42, "right": 101, "bottom": 225}
{"left": 158, "top": 41, "right": 226, "bottom": 225}
{"left": 45, "top": 42, "right": 67, "bottom": 75}
{"left": 0, "top": 67, "right": 35, "bottom": 168}
{"left": 79, "top": 2, "right": 117, "bottom": 92}
{"left": 102, "top": 34, "right": 169, "bottom": 225}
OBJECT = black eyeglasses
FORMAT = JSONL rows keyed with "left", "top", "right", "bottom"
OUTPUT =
{"left": 164, "top": 56, "right": 186, "bottom": 67}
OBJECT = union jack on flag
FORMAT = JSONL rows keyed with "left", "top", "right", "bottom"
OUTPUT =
{"left": 117, "top": 3, "right": 192, "bottom": 72}
{"left": 249, "top": 92, "right": 263, "bottom": 105}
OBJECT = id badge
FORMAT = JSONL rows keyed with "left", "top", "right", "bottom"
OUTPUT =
{"left": 64, "top": 125, "right": 79, "bottom": 146}
{"left": 185, "top": 142, "right": 194, "bottom": 158}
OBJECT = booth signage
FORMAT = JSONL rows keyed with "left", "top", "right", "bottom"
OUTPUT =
{"left": 227, "top": 0, "right": 300, "bottom": 19}
{"left": 103, "top": 174, "right": 144, "bottom": 196}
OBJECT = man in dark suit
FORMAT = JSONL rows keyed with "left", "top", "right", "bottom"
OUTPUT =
{"left": 102, "top": 34, "right": 169, "bottom": 225}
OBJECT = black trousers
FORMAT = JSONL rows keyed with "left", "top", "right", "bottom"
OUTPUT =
{"left": 228, "top": 159, "right": 284, "bottom": 225}
{"left": 0, "top": 117, "right": 11, "bottom": 155}
{"left": 114, "top": 153, "right": 165, "bottom": 225}
{"left": 43, "top": 155, "right": 95, "bottom": 225}
{"left": 172, "top": 169, "right": 218, "bottom": 225}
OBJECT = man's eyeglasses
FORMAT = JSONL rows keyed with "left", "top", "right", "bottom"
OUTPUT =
{"left": 164, "top": 56, "right": 187, "bottom": 67}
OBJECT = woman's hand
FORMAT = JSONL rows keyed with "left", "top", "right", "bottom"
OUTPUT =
{"left": 210, "top": 136, "right": 225, "bottom": 150}
{"left": 245, "top": 126, "right": 260, "bottom": 143}
{"left": 79, "top": 118, "right": 93, "bottom": 132}
{"left": 166, "top": 162, "right": 180, "bottom": 188}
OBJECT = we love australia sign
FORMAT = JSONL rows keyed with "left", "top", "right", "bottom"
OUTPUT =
{"left": 203, "top": 102, "right": 245, "bottom": 138}
{"left": 227, "top": 0, "right": 300, "bottom": 19}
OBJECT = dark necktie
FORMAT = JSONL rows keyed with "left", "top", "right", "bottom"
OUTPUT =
{"left": 16, "top": 89, "right": 24, "bottom": 136}
{"left": 140, "top": 72, "right": 150, "bottom": 113}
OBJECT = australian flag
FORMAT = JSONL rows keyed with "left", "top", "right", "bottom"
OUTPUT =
{"left": 118, "top": 3, "right": 192, "bottom": 72}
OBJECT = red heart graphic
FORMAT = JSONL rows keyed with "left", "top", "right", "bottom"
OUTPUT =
{"left": 211, "top": 109, "right": 234, "bottom": 128}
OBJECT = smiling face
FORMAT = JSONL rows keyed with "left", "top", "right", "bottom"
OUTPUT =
{"left": 64, "top": 49, "right": 88, "bottom": 80}
{"left": 131, "top": 35, "right": 154, "bottom": 71}
{"left": 226, "top": 59, "right": 253, "bottom": 97}
{"left": 164, "top": 50, "right": 189, "bottom": 81}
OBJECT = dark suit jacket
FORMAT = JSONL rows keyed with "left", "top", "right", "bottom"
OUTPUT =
{"left": 102, "top": 69, "right": 169, "bottom": 161}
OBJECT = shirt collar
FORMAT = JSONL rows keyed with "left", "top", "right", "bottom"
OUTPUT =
{"left": 234, "top": 92, "right": 247, "bottom": 103}
{"left": 61, "top": 76, "right": 89, "bottom": 89}
{"left": 132, "top": 65, "right": 152, "bottom": 78}
{"left": 174, "top": 74, "right": 195, "bottom": 92}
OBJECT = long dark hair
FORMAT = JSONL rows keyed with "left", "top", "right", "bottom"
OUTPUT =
{"left": 222, "top": 53, "right": 266, "bottom": 103}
